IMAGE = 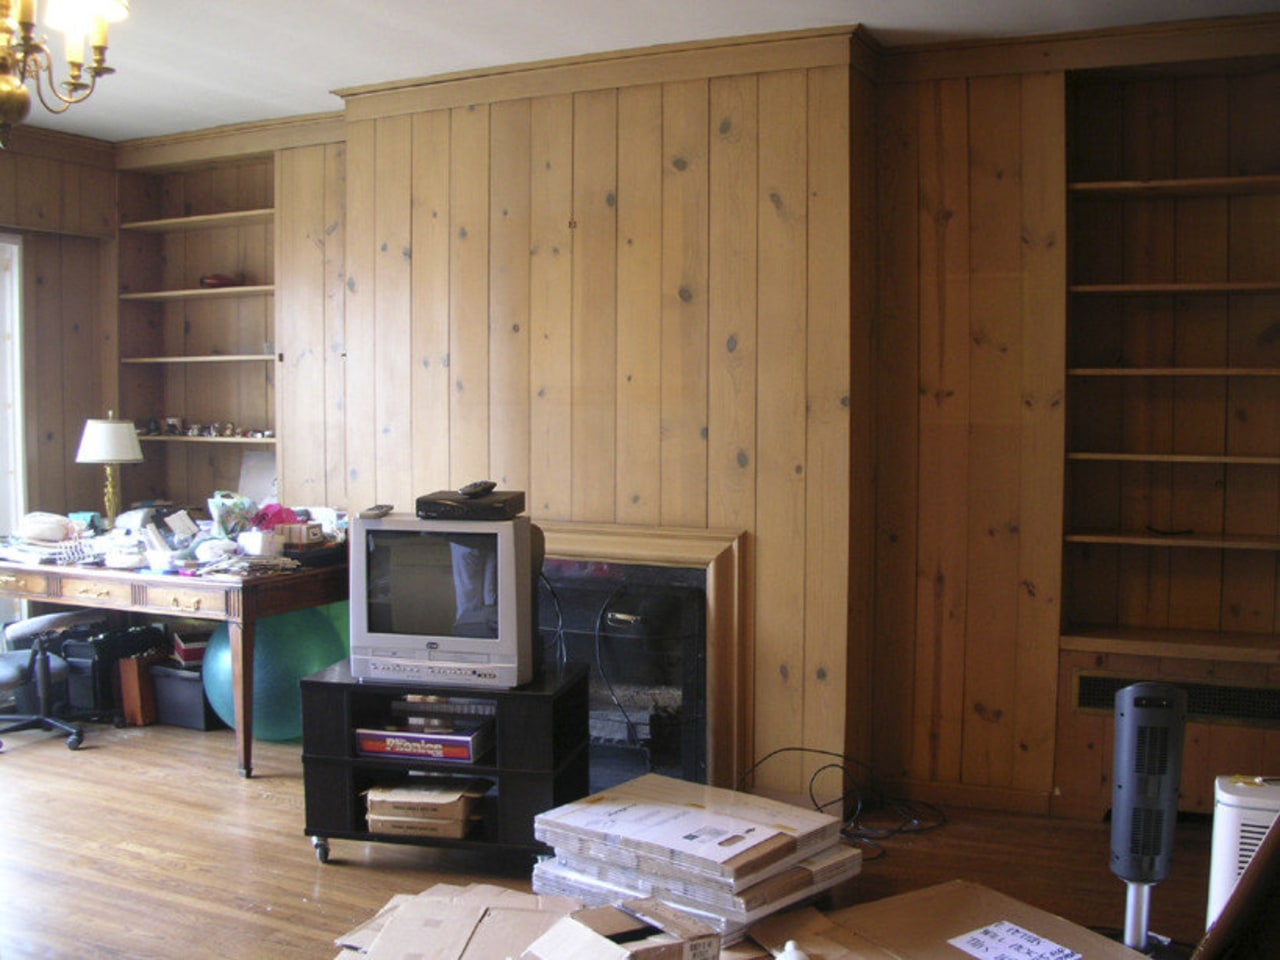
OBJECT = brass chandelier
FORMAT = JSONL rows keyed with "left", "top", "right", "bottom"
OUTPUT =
{"left": 0, "top": 0, "right": 128, "bottom": 147}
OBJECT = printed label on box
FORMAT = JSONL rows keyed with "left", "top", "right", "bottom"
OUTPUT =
{"left": 552, "top": 798, "right": 781, "bottom": 865}
{"left": 949, "top": 921, "right": 1083, "bottom": 960}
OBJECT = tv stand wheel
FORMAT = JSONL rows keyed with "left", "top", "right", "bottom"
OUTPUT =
{"left": 312, "top": 836, "right": 330, "bottom": 864}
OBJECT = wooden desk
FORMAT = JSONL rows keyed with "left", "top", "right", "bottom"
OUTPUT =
{"left": 0, "top": 558, "right": 347, "bottom": 777}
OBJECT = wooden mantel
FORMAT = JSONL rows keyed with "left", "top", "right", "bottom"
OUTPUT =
{"left": 538, "top": 521, "right": 749, "bottom": 788}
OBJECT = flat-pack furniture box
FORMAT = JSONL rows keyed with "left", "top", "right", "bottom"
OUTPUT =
{"left": 522, "top": 898, "right": 720, "bottom": 960}
{"left": 748, "top": 881, "right": 1145, "bottom": 960}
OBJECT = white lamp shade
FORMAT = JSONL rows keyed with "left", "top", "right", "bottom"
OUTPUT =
{"left": 76, "top": 417, "right": 143, "bottom": 464}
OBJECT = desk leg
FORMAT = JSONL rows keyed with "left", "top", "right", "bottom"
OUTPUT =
{"left": 228, "top": 619, "right": 255, "bottom": 778}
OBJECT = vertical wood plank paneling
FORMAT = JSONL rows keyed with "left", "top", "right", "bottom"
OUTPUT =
{"left": 61, "top": 236, "right": 101, "bottom": 512}
{"left": 846, "top": 68, "right": 879, "bottom": 773}
{"left": 802, "top": 64, "right": 851, "bottom": 792}
{"left": 659, "top": 79, "right": 710, "bottom": 528}
{"left": 322, "top": 142, "right": 348, "bottom": 506}
{"left": 344, "top": 119, "right": 379, "bottom": 510}
{"left": 449, "top": 104, "right": 492, "bottom": 487}
{"left": 410, "top": 110, "right": 454, "bottom": 497}
{"left": 528, "top": 94, "right": 574, "bottom": 519}
{"left": 873, "top": 81, "right": 921, "bottom": 784}
{"left": 707, "top": 74, "right": 758, "bottom": 533}
{"left": 489, "top": 99, "right": 533, "bottom": 492}
{"left": 615, "top": 83, "right": 664, "bottom": 526}
{"left": 0, "top": 150, "right": 15, "bottom": 225}
{"left": 15, "top": 155, "right": 60, "bottom": 231}
{"left": 753, "top": 69, "right": 809, "bottom": 793}
{"left": 913, "top": 78, "right": 970, "bottom": 785}
{"left": 374, "top": 115, "right": 415, "bottom": 509}
{"left": 23, "top": 237, "right": 66, "bottom": 508}
{"left": 570, "top": 89, "right": 618, "bottom": 522}
{"left": 1014, "top": 72, "right": 1066, "bottom": 793}
{"left": 275, "top": 146, "right": 327, "bottom": 505}
{"left": 962, "top": 75, "right": 1024, "bottom": 788}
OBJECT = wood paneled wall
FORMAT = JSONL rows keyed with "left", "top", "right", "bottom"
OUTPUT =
{"left": 873, "top": 73, "right": 1067, "bottom": 812}
{"left": 0, "top": 129, "right": 116, "bottom": 517}
{"left": 277, "top": 30, "right": 870, "bottom": 795}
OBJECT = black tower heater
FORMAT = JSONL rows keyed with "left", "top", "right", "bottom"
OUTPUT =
{"left": 1109, "top": 681, "right": 1187, "bottom": 953}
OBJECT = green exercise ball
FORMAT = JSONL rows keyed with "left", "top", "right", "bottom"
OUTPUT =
{"left": 201, "top": 605, "right": 348, "bottom": 741}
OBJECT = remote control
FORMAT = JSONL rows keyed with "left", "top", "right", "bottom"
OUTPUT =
{"left": 457, "top": 480, "right": 497, "bottom": 498}
{"left": 358, "top": 504, "right": 394, "bottom": 518}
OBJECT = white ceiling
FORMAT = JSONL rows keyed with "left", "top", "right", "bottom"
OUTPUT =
{"left": 19, "top": 0, "right": 1280, "bottom": 143}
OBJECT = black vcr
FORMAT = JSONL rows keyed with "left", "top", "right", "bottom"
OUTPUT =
{"left": 415, "top": 489, "right": 525, "bottom": 521}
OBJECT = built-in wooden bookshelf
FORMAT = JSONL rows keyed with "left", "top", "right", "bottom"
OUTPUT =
{"left": 1055, "top": 60, "right": 1280, "bottom": 816}
{"left": 116, "top": 159, "right": 276, "bottom": 506}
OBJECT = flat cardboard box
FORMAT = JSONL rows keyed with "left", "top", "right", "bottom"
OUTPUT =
{"left": 365, "top": 813, "right": 481, "bottom": 839}
{"left": 342, "top": 883, "right": 583, "bottom": 960}
{"left": 548, "top": 840, "right": 862, "bottom": 920}
{"left": 364, "top": 779, "right": 489, "bottom": 820}
{"left": 534, "top": 773, "right": 840, "bottom": 890}
{"left": 747, "top": 880, "right": 1146, "bottom": 960}
{"left": 522, "top": 898, "right": 721, "bottom": 960}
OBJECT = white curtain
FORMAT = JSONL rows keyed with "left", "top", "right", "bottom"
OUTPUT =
{"left": 0, "top": 235, "right": 24, "bottom": 627}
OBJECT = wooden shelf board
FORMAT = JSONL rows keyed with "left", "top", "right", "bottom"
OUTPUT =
{"left": 1070, "top": 281, "right": 1280, "bottom": 295}
{"left": 1068, "top": 367, "right": 1280, "bottom": 377}
{"left": 1061, "top": 626, "right": 1280, "bottom": 665}
{"left": 120, "top": 208, "right": 275, "bottom": 232}
{"left": 1065, "top": 531, "right": 1280, "bottom": 550}
{"left": 138, "top": 435, "right": 276, "bottom": 445}
{"left": 1067, "top": 452, "right": 1280, "bottom": 465}
{"left": 122, "top": 354, "right": 273, "bottom": 365}
{"left": 1068, "top": 174, "right": 1280, "bottom": 198}
{"left": 119, "top": 284, "right": 274, "bottom": 302}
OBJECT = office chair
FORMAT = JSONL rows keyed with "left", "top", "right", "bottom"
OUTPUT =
{"left": 0, "top": 610, "right": 106, "bottom": 751}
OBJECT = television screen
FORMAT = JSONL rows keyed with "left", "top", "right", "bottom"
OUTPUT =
{"left": 366, "top": 529, "right": 501, "bottom": 640}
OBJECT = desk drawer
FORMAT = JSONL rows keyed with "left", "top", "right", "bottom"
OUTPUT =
{"left": 141, "top": 582, "right": 227, "bottom": 617}
{"left": 60, "top": 575, "right": 134, "bottom": 607}
{"left": 0, "top": 569, "right": 49, "bottom": 598}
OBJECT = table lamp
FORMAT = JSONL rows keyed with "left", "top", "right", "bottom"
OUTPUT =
{"left": 75, "top": 412, "right": 143, "bottom": 528}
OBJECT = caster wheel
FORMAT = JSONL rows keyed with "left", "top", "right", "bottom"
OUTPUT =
{"left": 312, "top": 837, "right": 330, "bottom": 864}
{"left": 66, "top": 729, "right": 84, "bottom": 750}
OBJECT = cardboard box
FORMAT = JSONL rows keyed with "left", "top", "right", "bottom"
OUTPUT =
{"left": 522, "top": 898, "right": 721, "bottom": 960}
{"left": 748, "top": 881, "right": 1146, "bottom": 960}
{"left": 339, "top": 883, "right": 582, "bottom": 960}
{"left": 277, "top": 521, "right": 324, "bottom": 545}
{"left": 534, "top": 773, "right": 840, "bottom": 890}
{"left": 364, "top": 779, "right": 489, "bottom": 820}
{"left": 365, "top": 813, "right": 477, "bottom": 839}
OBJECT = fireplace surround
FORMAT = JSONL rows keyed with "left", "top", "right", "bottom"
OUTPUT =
{"left": 538, "top": 522, "right": 748, "bottom": 788}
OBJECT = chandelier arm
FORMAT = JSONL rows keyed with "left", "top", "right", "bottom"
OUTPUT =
{"left": 19, "top": 42, "right": 97, "bottom": 112}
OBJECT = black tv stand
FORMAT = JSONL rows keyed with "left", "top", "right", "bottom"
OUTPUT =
{"left": 300, "top": 660, "right": 588, "bottom": 861}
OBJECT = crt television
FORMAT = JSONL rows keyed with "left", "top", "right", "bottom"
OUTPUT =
{"left": 349, "top": 513, "right": 534, "bottom": 688}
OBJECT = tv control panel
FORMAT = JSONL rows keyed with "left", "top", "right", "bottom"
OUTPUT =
{"left": 351, "top": 655, "right": 517, "bottom": 689}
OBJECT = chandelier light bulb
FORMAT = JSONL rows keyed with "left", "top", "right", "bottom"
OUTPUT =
{"left": 0, "top": 0, "right": 126, "bottom": 147}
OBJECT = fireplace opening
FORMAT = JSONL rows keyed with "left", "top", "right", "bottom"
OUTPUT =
{"left": 537, "top": 558, "right": 707, "bottom": 793}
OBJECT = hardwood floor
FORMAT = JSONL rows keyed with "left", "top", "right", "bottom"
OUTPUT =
{"left": 0, "top": 721, "right": 1214, "bottom": 958}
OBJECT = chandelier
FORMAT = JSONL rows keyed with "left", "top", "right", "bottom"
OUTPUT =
{"left": 0, "top": 0, "right": 128, "bottom": 147}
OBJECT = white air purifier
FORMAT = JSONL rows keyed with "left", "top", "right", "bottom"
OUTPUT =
{"left": 1206, "top": 775, "right": 1280, "bottom": 930}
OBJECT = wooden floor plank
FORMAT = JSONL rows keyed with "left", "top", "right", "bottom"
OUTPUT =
{"left": 0, "top": 722, "right": 1213, "bottom": 957}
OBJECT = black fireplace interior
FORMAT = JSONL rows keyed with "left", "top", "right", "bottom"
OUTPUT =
{"left": 537, "top": 559, "right": 706, "bottom": 793}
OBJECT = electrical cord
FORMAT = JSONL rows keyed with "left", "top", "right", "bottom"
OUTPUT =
{"left": 738, "top": 745, "right": 946, "bottom": 861}
{"left": 538, "top": 572, "right": 568, "bottom": 667}
{"left": 594, "top": 582, "right": 642, "bottom": 746}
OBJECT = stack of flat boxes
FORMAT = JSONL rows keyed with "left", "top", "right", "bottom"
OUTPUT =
{"left": 531, "top": 773, "right": 862, "bottom": 944}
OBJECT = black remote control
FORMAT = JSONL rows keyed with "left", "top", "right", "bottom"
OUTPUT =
{"left": 457, "top": 480, "right": 497, "bottom": 498}
{"left": 358, "top": 504, "right": 393, "bottom": 518}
